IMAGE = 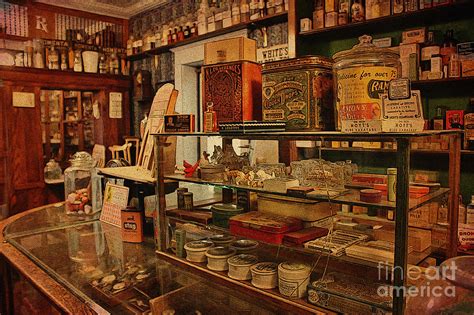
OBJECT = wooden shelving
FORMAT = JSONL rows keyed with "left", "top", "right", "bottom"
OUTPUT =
{"left": 127, "top": 11, "right": 288, "bottom": 61}
{"left": 299, "top": 1, "right": 474, "bottom": 39}
{"left": 411, "top": 76, "right": 474, "bottom": 87}
{"left": 318, "top": 147, "right": 474, "bottom": 155}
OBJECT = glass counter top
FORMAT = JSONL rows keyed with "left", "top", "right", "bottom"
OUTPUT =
{"left": 5, "top": 207, "right": 287, "bottom": 314}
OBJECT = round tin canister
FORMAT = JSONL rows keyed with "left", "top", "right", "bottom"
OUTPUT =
{"left": 228, "top": 254, "right": 259, "bottom": 280}
{"left": 205, "top": 246, "right": 236, "bottom": 271}
{"left": 182, "top": 192, "right": 193, "bottom": 210}
{"left": 250, "top": 262, "right": 278, "bottom": 289}
{"left": 184, "top": 240, "right": 214, "bottom": 263}
{"left": 262, "top": 56, "right": 334, "bottom": 131}
{"left": 230, "top": 239, "right": 259, "bottom": 254}
{"left": 278, "top": 262, "right": 311, "bottom": 299}
{"left": 332, "top": 35, "right": 401, "bottom": 132}
{"left": 176, "top": 188, "right": 188, "bottom": 209}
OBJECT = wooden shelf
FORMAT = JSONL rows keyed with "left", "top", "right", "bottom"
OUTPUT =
{"left": 411, "top": 76, "right": 474, "bottom": 87}
{"left": 127, "top": 12, "right": 288, "bottom": 61}
{"left": 164, "top": 174, "right": 449, "bottom": 211}
{"left": 0, "top": 33, "right": 30, "bottom": 41}
{"left": 319, "top": 147, "right": 474, "bottom": 155}
{"left": 299, "top": 1, "right": 474, "bottom": 39}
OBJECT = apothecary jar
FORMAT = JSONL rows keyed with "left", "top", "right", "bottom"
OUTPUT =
{"left": 64, "top": 152, "right": 94, "bottom": 215}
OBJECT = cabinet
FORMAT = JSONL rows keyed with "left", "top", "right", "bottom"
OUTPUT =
{"left": 153, "top": 130, "right": 461, "bottom": 315}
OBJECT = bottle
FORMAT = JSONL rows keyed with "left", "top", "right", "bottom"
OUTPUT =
{"left": 126, "top": 36, "right": 134, "bottom": 56}
{"left": 420, "top": 31, "right": 440, "bottom": 80}
{"left": 240, "top": 0, "right": 250, "bottom": 22}
{"left": 190, "top": 23, "right": 198, "bottom": 37}
{"left": 73, "top": 50, "right": 82, "bottom": 72}
{"left": 467, "top": 195, "right": 474, "bottom": 225}
{"left": 48, "top": 46, "right": 59, "bottom": 70}
{"left": 258, "top": 0, "right": 266, "bottom": 17}
{"left": 167, "top": 29, "right": 173, "bottom": 45}
{"left": 274, "top": 0, "right": 284, "bottom": 13}
{"left": 250, "top": 0, "right": 260, "bottom": 20}
{"left": 99, "top": 55, "right": 107, "bottom": 74}
{"left": 68, "top": 44, "right": 75, "bottom": 70}
{"left": 60, "top": 50, "right": 67, "bottom": 71}
{"left": 448, "top": 53, "right": 460, "bottom": 78}
{"left": 204, "top": 102, "right": 218, "bottom": 132}
{"left": 431, "top": 106, "right": 446, "bottom": 130}
{"left": 183, "top": 24, "right": 190, "bottom": 39}
{"left": 177, "top": 26, "right": 185, "bottom": 41}
{"left": 351, "top": 0, "right": 365, "bottom": 22}
{"left": 232, "top": 0, "right": 241, "bottom": 25}
{"left": 387, "top": 168, "right": 397, "bottom": 202}
{"left": 459, "top": 195, "right": 466, "bottom": 225}
{"left": 198, "top": 0, "right": 209, "bottom": 35}
{"left": 172, "top": 28, "right": 178, "bottom": 43}
{"left": 266, "top": 0, "right": 275, "bottom": 15}
{"left": 464, "top": 99, "right": 474, "bottom": 150}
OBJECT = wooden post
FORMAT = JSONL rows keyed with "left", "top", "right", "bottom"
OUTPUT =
{"left": 448, "top": 133, "right": 461, "bottom": 257}
{"left": 287, "top": 0, "right": 297, "bottom": 58}
{"left": 154, "top": 135, "right": 167, "bottom": 251}
{"left": 393, "top": 138, "right": 410, "bottom": 315}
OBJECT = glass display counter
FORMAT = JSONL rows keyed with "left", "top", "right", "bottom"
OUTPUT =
{"left": 1, "top": 204, "right": 294, "bottom": 314}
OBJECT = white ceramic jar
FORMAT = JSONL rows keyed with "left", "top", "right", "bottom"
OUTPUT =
{"left": 205, "top": 246, "right": 236, "bottom": 271}
{"left": 227, "top": 254, "right": 259, "bottom": 280}
{"left": 250, "top": 262, "right": 278, "bottom": 289}
{"left": 184, "top": 240, "right": 214, "bottom": 263}
{"left": 278, "top": 262, "right": 311, "bottom": 299}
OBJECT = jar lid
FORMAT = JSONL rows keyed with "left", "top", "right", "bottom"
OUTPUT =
{"left": 184, "top": 240, "right": 214, "bottom": 250}
{"left": 332, "top": 35, "right": 399, "bottom": 63}
{"left": 387, "top": 168, "right": 397, "bottom": 175}
{"left": 228, "top": 254, "right": 259, "bottom": 266}
{"left": 230, "top": 239, "right": 259, "bottom": 249}
{"left": 209, "top": 234, "right": 234, "bottom": 243}
{"left": 69, "top": 151, "right": 94, "bottom": 168}
{"left": 206, "top": 246, "right": 236, "bottom": 258}
{"left": 211, "top": 203, "right": 244, "bottom": 213}
{"left": 250, "top": 262, "right": 278, "bottom": 275}
{"left": 278, "top": 262, "right": 311, "bottom": 279}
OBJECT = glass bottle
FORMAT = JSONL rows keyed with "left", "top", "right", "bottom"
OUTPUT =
{"left": 60, "top": 49, "right": 67, "bottom": 71}
{"left": 73, "top": 50, "right": 82, "bottom": 72}
{"left": 232, "top": 0, "right": 241, "bottom": 25}
{"left": 177, "top": 26, "right": 185, "bottom": 41}
{"left": 204, "top": 102, "right": 218, "bottom": 132}
{"left": 33, "top": 39, "right": 44, "bottom": 69}
{"left": 44, "top": 159, "right": 62, "bottom": 181}
{"left": 250, "top": 0, "right": 260, "bottom": 20}
{"left": 258, "top": 0, "right": 266, "bottom": 18}
{"left": 48, "top": 45, "right": 59, "bottom": 70}
{"left": 68, "top": 44, "right": 75, "bottom": 70}
{"left": 190, "top": 22, "right": 198, "bottom": 37}
{"left": 172, "top": 27, "right": 178, "bottom": 43}
{"left": 420, "top": 31, "right": 440, "bottom": 80}
{"left": 184, "top": 23, "right": 190, "bottom": 39}
{"left": 440, "top": 29, "right": 457, "bottom": 67}
{"left": 64, "top": 152, "right": 94, "bottom": 215}
{"left": 431, "top": 106, "right": 446, "bottom": 130}
{"left": 167, "top": 29, "right": 173, "bottom": 45}
{"left": 99, "top": 55, "right": 107, "bottom": 74}
{"left": 240, "top": 0, "right": 250, "bottom": 22}
{"left": 448, "top": 53, "right": 460, "bottom": 78}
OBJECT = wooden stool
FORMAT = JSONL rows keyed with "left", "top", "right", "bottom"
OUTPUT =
{"left": 124, "top": 136, "right": 140, "bottom": 165}
{"left": 108, "top": 143, "right": 132, "bottom": 165}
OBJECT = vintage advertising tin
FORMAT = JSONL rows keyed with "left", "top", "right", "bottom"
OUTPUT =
{"left": 121, "top": 206, "right": 144, "bottom": 243}
{"left": 333, "top": 35, "right": 400, "bottom": 133}
{"left": 262, "top": 56, "right": 334, "bottom": 130}
{"left": 202, "top": 60, "right": 262, "bottom": 123}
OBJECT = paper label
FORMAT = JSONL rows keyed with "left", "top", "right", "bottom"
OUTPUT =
{"left": 12, "top": 91, "right": 35, "bottom": 108}
{"left": 109, "top": 92, "right": 122, "bottom": 118}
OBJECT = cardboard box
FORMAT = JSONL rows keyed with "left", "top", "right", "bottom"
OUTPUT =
{"left": 164, "top": 114, "right": 195, "bottom": 133}
{"left": 461, "top": 59, "right": 474, "bottom": 77}
{"left": 402, "top": 28, "right": 426, "bottom": 44}
{"left": 399, "top": 43, "right": 420, "bottom": 79}
{"left": 313, "top": 9, "right": 324, "bottom": 29}
{"left": 408, "top": 202, "right": 439, "bottom": 229}
{"left": 374, "top": 227, "right": 431, "bottom": 252}
{"left": 204, "top": 37, "right": 256, "bottom": 65}
{"left": 445, "top": 110, "right": 464, "bottom": 129}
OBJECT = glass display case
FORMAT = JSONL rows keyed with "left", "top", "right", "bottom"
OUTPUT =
{"left": 153, "top": 130, "right": 462, "bottom": 315}
{"left": 2, "top": 204, "right": 293, "bottom": 314}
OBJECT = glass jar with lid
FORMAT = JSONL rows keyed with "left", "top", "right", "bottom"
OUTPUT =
{"left": 332, "top": 35, "right": 400, "bottom": 132}
{"left": 64, "top": 152, "right": 94, "bottom": 215}
{"left": 44, "top": 159, "right": 62, "bottom": 181}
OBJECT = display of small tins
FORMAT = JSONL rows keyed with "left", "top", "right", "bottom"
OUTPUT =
{"left": 250, "top": 262, "right": 278, "bottom": 289}
{"left": 184, "top": 240, "right": 214, "bottom": 262}
{"left": 205, "top": 246, "right": 237, "bottom": 271}
{"left": 278, "top": 262, "right": 311, "bottom": 299}
{"left": 230, "top": 239, "right": 259, "bottom": 254}
{"left": 209, "top": 234, "right": 235, "bottom": 247}
{"left": 359, "top": 189, "right": 383, "bottom": 203}
{"left": 227, "top": 254, "right": 259, "bottom": 280}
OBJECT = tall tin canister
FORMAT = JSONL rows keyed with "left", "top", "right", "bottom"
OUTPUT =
{"left": 262, "top": 56, "right": 334, "bottom": 130}
{"left": 333, "top": 35, "right": 401, "bottom": 132}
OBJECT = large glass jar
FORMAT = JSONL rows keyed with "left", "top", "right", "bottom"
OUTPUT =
{"left": 332, "top": 35, "right": 401, "bottom": 132}
{"left": 64, "top": 152, "right": 94, "bottom": 215}
{"left": 44, "top": 159, "right": 62, "bottom": 181}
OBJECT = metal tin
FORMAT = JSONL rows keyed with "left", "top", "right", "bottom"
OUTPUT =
{"left": 175, "top": 229, "right": 186, "bottom": 258}
{"left": 333, "top": 35, "right": 401, "bottom": 132}
{"left": 176, "top": 187, "right": 188, "bottom": 209}
{"left": 278, "top": 262, "right": 311, "bottom": 299}
{"left": 387, "top": 168, "right": 397, "bottom": 202}
{"left": 228, "top": 254, "right": 259, "bottom": 280}
{"left": 250, "top": 262, "right": 278, "bottom": 289}
{"left": 182, "top": 192, "right": 193, "bottom": 210}
{"left": 262, "top": 56, "right": 334, "bottom": 131}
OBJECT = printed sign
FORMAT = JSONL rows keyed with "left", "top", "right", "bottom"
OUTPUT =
{"left": 12, "top": 92, "right": 35, "bottom": 108}
{"left": 109, "top": 92, "right": 123, "bottom": 118}
{"left": 257, "top": 44, "right": 289, "bottom": 63}
{"left": 100, "top": 183, "right": 129, "bottom": 227}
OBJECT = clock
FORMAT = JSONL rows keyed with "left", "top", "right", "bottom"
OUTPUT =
{"left": 133, "top": 70, "right": 152, "bottom": 101}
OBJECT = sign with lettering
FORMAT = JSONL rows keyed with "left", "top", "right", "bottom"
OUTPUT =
{"left": 12, "top": 92, "right": 35, "bottom": 108}
{"left": 257, "top": 44, "right": 289, "bottom": 63}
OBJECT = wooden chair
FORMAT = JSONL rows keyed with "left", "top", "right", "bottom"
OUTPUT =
{"left": 108, "top": 143, "right": 132, "bottom": 165}
{"left": 123, "top": 136, "right": 140, "bottom": 165}
{"left": 92, "top": 144, "right": 106, "bottom": 168}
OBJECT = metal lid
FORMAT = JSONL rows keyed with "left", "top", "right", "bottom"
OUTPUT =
{"left": 387, "top": 168, "right": 397, "bottom": 175}
{"left": 211, "top": 203, "right": 243, "bottom": 213}
{"left": 250, "top": 262, "right": 278, "bottom": 274}
{"left": 209, "top": 234, "right": 235, "bottom": 243}
{"left": 332, "top": 35, "right": 399, "bottom": 63}
{"left": 69, "top": 151, "right": 94, "bottom": 168}
{"left": 230, "top": 239, "right": 259, "bottom": 249}
{"left": 228, "top": 254, "right": 259, "bottom": 266}
{"left": 278, "top": 262, "right": 311, "bottom": 279}
{"left": 205, "top": 246, "right": 236, "bottom": 257}
{"left": 262, "top": 55, "right": 333, "bottom": 72}
{"left": 184, "top": 240, "right": 214, "bottom": 250}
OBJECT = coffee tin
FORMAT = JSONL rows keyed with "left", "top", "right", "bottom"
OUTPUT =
{"left": 262, "top": 56, "right": 334, "bottom": 130}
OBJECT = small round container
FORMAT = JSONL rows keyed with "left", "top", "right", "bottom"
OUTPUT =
{"left": 184, "top": 240, "right": 214, "bottom": 263}
{"left": 228, "top": 254, "right": 259, "bottom": 280}
{"left": 278, "top": 262, "right": 311, "bottom": 299}
{"left": 360, "top": 189, "right": 382, "bottom": 203}
{"left": 205, "top": 246, "right": 236, "bottom": 271}
{"left": 230, "top": 239, "right": 259, "bottom": 254}
{"left": 209, "top": 234, "right": 235, "bottom": 246}
{"left": 211, "top": 203, "right": 245, "bottom": 228}
{"left": 250, "top": 262, "right": 278, "bottom": 289}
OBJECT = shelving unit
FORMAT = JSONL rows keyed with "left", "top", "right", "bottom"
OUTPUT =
{"left": 126, "top": 11, "right": 288, "bottom": 62}
{"left": 153, "top": 130, "right": 461, "bottom": 315}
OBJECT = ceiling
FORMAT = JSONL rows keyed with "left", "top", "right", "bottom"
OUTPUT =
{"left": 35, "top": 0, "right": 168, "bottom": 19}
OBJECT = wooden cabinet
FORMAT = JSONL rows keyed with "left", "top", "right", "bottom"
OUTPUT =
{"left": 0, "top": 66, "right": 131, "bottom": 216}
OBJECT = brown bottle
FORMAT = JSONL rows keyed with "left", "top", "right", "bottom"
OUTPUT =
{"left": 177, "top": 26, "right": 184, "bottom": 41}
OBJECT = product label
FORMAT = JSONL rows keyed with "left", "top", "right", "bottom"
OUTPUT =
{"left": 464, "top": 113, "right": 474, "bottom": 148}
{"left": 278, "top": 278, "right": 301, "bottom": 298}
{"left": 336, "top": 66, "right": 397, "bottom": 132}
